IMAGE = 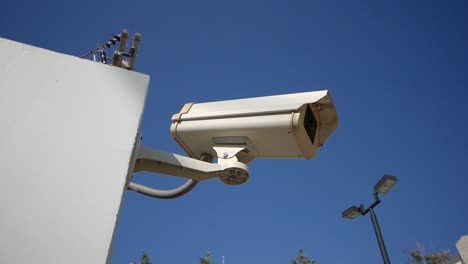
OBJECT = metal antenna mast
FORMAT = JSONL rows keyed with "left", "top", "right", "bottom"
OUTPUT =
{"left": 81, "top": 29, "right": 141, "bottom": 70}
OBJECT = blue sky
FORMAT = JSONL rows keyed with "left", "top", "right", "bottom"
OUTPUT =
{"left": 3, "top": 0, "right": 468, "bottom": 263}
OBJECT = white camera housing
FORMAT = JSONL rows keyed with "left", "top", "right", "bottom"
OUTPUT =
{"left": 171, "top": 90, "right": 339, "bottom": 164}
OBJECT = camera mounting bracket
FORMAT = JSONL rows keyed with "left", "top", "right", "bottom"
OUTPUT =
{"left": 212, "top": 145, "right": 251, "bottom": 185}
{"left": 132, "top": 146, "right": 249, "bottom": 183}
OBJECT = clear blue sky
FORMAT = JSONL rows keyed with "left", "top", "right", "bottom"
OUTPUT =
{"left": 3, "top": 1, "right": 467, "bottom": 263}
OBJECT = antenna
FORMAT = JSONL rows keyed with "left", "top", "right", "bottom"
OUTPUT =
{"left": 80, "top": 29, "right": 141, "bottom": 70}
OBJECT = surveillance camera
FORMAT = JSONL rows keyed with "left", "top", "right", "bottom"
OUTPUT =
{"left": 170, "top": 90, "right": 339, "bottom": 164}
{"left": 129, "top": 90, "right": 338, "bottom": 197}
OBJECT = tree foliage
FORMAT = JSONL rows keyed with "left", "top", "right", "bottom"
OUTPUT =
{"left": 140, "top": 252, "right": 153, "bottom": 264}
{"left": 408, "top": 243, "right": 451, "bottom": 264}
{"left": 130, "top": 252, "right": 153, "bottom": 264}
{"left": 200, "top": 252, "right": 212, "bottom": 264}
{"left": 133, "top": 249, "right": 319, "bottom": 264}
{"left": 290, "top": 248, "right": 316, "bottom": 264}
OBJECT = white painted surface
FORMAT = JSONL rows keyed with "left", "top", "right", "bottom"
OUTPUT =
{"left": 0, "top": 38, "right": 149, "bottom": 263}
{"left": 177, "top": 90, "right": 333, "bottom": 120}
{"left": 171, "top": 91, "right": 338, "bottom": 161}
{"left": 457, "top": 236, "right": 468, "bottom": 264}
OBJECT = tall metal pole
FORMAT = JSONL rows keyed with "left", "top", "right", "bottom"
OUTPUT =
{"left": 369, "top": 207, "right": 390, "bottom": 264}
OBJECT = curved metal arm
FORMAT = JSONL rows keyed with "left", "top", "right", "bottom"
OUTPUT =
{"left": 127, "top": 179, "right": 199, "bottom": 199}
{"left": 127, "top": 150, "right": 213, "bottom": 199}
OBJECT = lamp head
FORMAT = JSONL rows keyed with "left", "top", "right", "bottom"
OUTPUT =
{"left": 374, "top": 174, "right": 398, "bottom": 194}
{"left": 342, "top": 205, "right": 363, "bottom": 219}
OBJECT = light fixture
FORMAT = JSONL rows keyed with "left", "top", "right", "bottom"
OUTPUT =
{"left": 341, "top": 174, "right": 398, "bottom": 264}
{"left": 374, "top": 174, "right": 398, "bottom": 194}
{"left": 342, "top": 205, "right": 362, "bottom": 219}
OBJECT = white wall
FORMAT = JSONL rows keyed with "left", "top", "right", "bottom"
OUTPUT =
{"left": 457, "top": 236, "right": 468, "bottom": 264}
{"left": 0, "top": 38, "right": 149, "bottom": 263}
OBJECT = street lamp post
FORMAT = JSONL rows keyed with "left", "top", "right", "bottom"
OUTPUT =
{"left": 342, "top": 175, "right": 398, "bottom": 264}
